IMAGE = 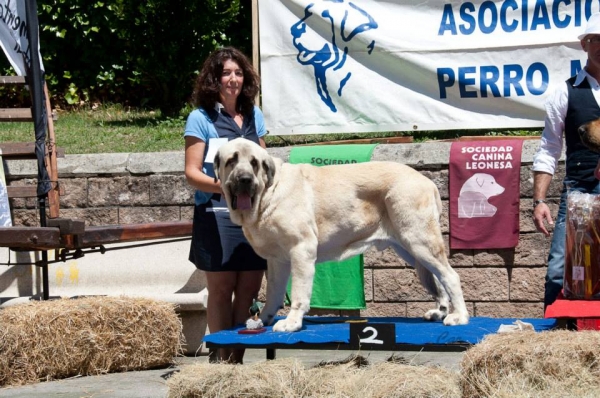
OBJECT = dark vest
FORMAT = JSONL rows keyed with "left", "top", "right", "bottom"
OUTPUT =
{"left": 204, "top": 106, "right": 260, "bottom": 145}
{"left": 564, "top": 76, "right": 600, "bottom": 182}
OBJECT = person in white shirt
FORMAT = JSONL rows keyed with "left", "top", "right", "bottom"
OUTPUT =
{"left": 533, "top": 13, "right": 600, "bottom": 306}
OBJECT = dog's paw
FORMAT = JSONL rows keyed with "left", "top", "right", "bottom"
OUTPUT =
{"left": 272, "top": 318, "right": 302, "bottom": 332}
{"left": 443, "top": 312, "right": 469, "bottom": 326}
{"left": 423, "top": 309, "right": 446, "bottom": 322}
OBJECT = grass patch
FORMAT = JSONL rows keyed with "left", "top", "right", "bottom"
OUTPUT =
{"left": 2, "top": 104, "right": 192, "bottom": 154}
{"left": 0, "top": 104, "right": 542, "bottom": 154}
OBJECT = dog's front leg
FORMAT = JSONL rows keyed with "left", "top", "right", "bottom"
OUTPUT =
{"left": 260, "top": 258, "right": 291, "bottom": 327}
{"left": 272, "top": 244, "right": 316, "bottom": 332}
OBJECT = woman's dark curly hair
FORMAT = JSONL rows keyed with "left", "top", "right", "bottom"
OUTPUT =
{"left": 192, "top": 47, "right": 260, "bottom": 115}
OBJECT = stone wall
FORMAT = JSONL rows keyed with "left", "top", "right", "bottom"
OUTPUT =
{"left": 4, "top": 139, "right": 559, "bottom": 319}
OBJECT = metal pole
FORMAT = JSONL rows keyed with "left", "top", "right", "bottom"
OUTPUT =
{"left": 39, "top": 198, "right": 49, "bottom": 300}
{"left": 252, "top": 0, "right": 261, "bottom": 107}
{"left": 25, "top": 0, "right": 51, "bottom": 300}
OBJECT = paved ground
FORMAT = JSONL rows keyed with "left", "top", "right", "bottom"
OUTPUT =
{"left": 0, "top": 348, "right": 465, "bottom": 398}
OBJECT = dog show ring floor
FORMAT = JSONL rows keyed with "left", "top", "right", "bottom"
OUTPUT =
{"left": 0, "top": 316, "right": 557, "bottom": 397}
{"left": 0, "top": 349, "right": 464, "bottom": 398}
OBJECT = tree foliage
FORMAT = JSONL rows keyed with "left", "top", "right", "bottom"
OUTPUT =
{"left": 1, "top": 0, "right": 252, "bottom": 116}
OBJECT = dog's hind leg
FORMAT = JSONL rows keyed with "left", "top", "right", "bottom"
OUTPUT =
{"left": 388, "top": 232, "right": 469, "bottom": 325}
{"left": 260, "top": 259, "right": 291, "bottom": 327}
{"left": 414, "top": 263, "right": 451, "bottom": 321}
{"left": 414, "top": 261, "right": 450, "bottom": 321}
{"left": 387, "top": 186, "right": 469, "bottom": 325}
{"left": 410, "top": 240, "right": 469, "bottom": 325}
{"left": 389, "top": 242, "right": 453, "bottom": 322}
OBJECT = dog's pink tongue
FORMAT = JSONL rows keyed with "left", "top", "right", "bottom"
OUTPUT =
{"left": 236, "top": 194, "right": 252, "bottom": 210}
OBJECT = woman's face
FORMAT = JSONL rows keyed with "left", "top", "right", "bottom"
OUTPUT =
{"left": 219, "top": 59, "right": 244, "bottom": 103}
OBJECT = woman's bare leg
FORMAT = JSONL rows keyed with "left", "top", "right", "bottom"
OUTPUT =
{"left": 229, "top": 270, "right": 265, "bottom": 363}
{"left": 205, "top": 271, "right": 237, "bottom": 362}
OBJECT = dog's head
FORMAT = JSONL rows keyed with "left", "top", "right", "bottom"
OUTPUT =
{"left": 578, "top": 119, "right": 600, "bottom": 153}
{"left": 460, "top": 173, "right": 505, "bottom": 199}
{"left": 214, "top": 138, "right": 276, "bottom": 224}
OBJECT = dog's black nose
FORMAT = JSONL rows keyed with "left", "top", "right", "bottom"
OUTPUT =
{"left": 238, "top": 176, "right": 252, "bottom": 186}
{"left": 235, "top": 176, "right": 254, "bottom": 193}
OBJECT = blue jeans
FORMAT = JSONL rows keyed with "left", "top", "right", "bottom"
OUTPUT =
{"left": 545, "top": 182, "right": 600, "bottom": 306}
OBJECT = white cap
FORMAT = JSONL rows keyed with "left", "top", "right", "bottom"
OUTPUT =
{"left": 579, "top": 12, "right": 600, "bottom": 40}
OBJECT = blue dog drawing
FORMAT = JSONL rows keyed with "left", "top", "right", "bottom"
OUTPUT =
{"left": 290, "top": 0, "right": 378, "bottom": 112}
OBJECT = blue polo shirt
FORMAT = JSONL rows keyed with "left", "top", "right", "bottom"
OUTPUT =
{"left": 184, "top": 103, "right": 267, "bottom": 205}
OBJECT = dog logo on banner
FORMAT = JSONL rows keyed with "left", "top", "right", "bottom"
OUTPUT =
{"left": 458, "top": 173, "right": 506, "bottom": 218}
{"left": 290, "top": 0, "right": 378, "bottom": 112}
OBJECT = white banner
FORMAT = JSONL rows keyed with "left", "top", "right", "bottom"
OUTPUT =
{"left": 258, "top": 0, "right": 595, "bottom": 134}
{"left": 0, "top": 0, "right": 44, "bottom": 75}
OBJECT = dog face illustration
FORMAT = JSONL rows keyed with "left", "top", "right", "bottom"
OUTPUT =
{"left": 458, "top": 173, "right": 505, "bottom": 219}
{"left": 290, "top": 0, "right": 378, "bottom": 112}
{"left": 460, "top": 173, "right": 505, "bottom": 198}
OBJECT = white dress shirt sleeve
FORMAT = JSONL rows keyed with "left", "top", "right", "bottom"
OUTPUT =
{"left": 532, "top": 82, "right": 568, "bottom": 175}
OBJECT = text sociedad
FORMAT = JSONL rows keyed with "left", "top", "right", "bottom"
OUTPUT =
{"left": 462, "top": 145, "right": 514, "bottom": 170}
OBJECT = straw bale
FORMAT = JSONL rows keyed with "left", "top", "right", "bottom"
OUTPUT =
{"left": 461, "top": 330, "right": 600, "bottom": 398}
{"left": 306, "top": 361, "right": 460, "bottom": 398}
{"left": 0, "top": 296, "right": 183, "bottom": 387}
{"left": 167, "top": 358, "right": 308, "bottom": 398}
{"left": 167, "top": 355, "right": 460, "bottom": 398}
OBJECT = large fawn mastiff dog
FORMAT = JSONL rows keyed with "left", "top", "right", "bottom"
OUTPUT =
{"left": 214, "top": 138, "right": 469, "bottom": 332}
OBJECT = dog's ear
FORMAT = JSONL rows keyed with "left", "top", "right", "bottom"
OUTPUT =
{"left": 262, "top": 155, "right": 276, "bottom": 189}
{"left": 213, "top": 153, "right": 221, "bottom": 183}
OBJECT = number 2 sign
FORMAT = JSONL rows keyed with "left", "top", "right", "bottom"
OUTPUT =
{"left": 349, "top": 323, "right": 395, "bottom": 350}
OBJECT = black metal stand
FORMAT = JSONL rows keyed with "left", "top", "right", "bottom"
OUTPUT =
{"left": 38, "top": 195, "right": 49, "bottom": 300}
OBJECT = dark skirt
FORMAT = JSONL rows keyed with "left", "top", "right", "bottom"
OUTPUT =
{"left": 189, "top": 195, "right": 267, "bottom": 272}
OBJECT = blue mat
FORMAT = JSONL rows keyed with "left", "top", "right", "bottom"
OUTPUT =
{"left": 202, "top": 317, "right": 557, "bottom": 347}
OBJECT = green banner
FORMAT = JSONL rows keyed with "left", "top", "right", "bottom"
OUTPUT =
{"left": 289, "top": 144, "right": 377, "bottom": 166}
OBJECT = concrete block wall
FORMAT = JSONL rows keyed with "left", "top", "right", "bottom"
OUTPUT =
{"left": 3, "top": 139, "right": 559, "bottom": 320}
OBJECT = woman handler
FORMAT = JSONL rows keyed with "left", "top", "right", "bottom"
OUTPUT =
{"left": 184, "top": 47, "right": 267, "bottom": 363}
